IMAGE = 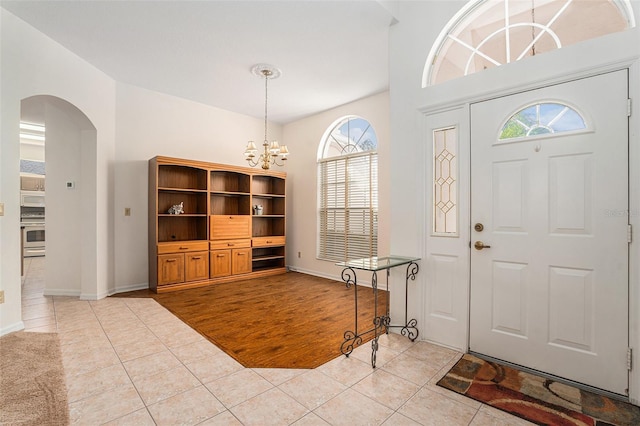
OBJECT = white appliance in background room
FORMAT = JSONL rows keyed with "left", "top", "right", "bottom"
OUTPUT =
{"left": 20, "top": 190, "right": 45, "bottom": 207}
{"left": 21, "top": 206, "right": 45, "bottom": 257}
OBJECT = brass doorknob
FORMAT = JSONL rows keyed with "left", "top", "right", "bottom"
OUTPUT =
{"left": 474, "top": 241, "right": 491, "bottom": 250}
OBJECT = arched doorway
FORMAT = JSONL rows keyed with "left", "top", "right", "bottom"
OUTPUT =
{"left": 20, "top": 96, "right": 98, "bottom": 329}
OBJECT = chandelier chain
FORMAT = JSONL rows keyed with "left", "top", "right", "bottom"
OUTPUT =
{"left": 264, "top": 70, "right": 269, "bottom": 143}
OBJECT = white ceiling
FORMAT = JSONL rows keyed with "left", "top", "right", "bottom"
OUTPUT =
{"left": 2, "top": 0, "right": 395, "bottom": 124}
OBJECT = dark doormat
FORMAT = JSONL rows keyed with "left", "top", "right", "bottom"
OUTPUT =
{"left": 437, "top": 353, "right": 640, "bottom": 426}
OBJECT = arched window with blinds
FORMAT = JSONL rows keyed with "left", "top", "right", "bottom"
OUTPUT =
{"left": 317, "top": 116, "right": 378, "bottom": 262}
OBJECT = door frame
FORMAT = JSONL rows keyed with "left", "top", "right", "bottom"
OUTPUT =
{"left": 420, "top": 62, "right": 640, "bottom": 403}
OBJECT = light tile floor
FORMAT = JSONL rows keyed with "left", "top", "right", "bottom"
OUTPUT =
{"left": 21, "top": 257, "right": 534, "bottom": 425}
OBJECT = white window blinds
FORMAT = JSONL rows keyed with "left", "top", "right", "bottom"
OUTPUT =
{"left": 318, "top": 152, "right": 378, "bottom": 262}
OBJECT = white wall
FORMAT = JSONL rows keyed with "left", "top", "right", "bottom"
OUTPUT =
{"left": 20, "top": 143, "right": 44, "bottom": 162}
{"left": 0, "top": 9, "right": 116, "bottom": 333}
{"left": 282, "top": 91, "right": 390, "bottom": 282}
{"left": 43, "top": 98, "right": 98, "bottom": 297}
{"left": 112, "top": 83, "right": 282, "bottom": 292}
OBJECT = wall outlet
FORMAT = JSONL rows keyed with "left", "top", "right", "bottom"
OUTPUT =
{"left": 124, "top": 207, "right": 131, "bottom": 216}
{"left": 0, "top": 290, "right": 4, "bottom": 304}
{"left": 66, "top": 181, "right": 75, "bottom": 189}
{"left": 298, "top": 251, "right": 301, "bottom": 258}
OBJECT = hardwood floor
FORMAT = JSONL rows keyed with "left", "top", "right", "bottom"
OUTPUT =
{"left": 114, "top": 272, "right": 389, "bottom": 368}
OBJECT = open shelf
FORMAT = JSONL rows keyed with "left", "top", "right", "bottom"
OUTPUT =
{"left": 158, "top": 215, "right": 208, "bottom": 242}
{"left": 252, "top": 258, "right": 286, "bottom": 272}
{"left": 211, "top": 171, "right": 251, "bottom": 193}
{"left": 158, "top": 165, "right": 208, "bottom": 190}
{"left": 252, "top": 216, "right": 285, "bottom": 237}
{"left": 252, "top": 175, "right": 285, "bottom": 196}
{"left": 211, "top": 193, "right": 251, "bottom": 215}
{"left": 158, "top": 190, "right": 208, "bottom": 215}
{"left": 252, "top": 246, "right": 285, "bottom": 262}
{"left": 251, "top": 196, "right": 285, "bottom": 216}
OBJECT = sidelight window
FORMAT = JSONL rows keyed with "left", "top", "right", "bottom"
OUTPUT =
{"left": 433, "top": 126, "right": 458, "bottom": 235}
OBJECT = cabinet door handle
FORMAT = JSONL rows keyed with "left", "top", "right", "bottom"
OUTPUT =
{"left": 227, "top": 243, "right": 235, "bottom": 247}
{"left": 179, "top": 247, "right": 189, "bottom": 250}
{"left": 191, "top": 256, "right": 201, "bottom": 260}
{"left": 266, "top": 240, "right": 272, "bottom": 244}
{"left": 217, "top": 254, "right": 225, "bottom": 258}
{"left": 237, "top": 253, "right": 246, "bottom": 256}
{"left": 166, "top": 259, "right": 176, "bottom": 263}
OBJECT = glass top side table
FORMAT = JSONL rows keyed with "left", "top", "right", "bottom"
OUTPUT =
{"left": 336, "top": 256, "right": 420, "bottom": 367}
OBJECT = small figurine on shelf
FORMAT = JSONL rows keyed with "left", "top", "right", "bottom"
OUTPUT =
{"left": 253, "top": 205, "right": 263, "bottom": 215}
{"left": 167, "top": 202, "right": 184, "bottom": 215}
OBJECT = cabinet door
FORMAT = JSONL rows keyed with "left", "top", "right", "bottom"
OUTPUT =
{"left": 210, "top": 216, "right": 251, "bottom": 239}
{"left": 21, "top": 176, "right": 45, "bottom": 191}
{"left": 157, "top": 254, "right": 184, "bottom": 285}
{"left": 210, "top": 249, "right": 232, "bottom": 278}
{"left": 185, "top": 251, "right": 209, "bottom": 282}
{"left": 232, "top": 248, "right": 252, "bottom": 275}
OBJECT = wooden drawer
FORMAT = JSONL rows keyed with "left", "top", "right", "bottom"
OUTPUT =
{"left": 252, "top": 236, "right": 286, "bottom": 247}
{"left": 210, "top": 215, "right": 251, "bottom": 239}
{"left": 209, "top": 239, "right": 252, "bottom": 250}
{"left": 158, "top": 241, "right": 209, "bottom": 254}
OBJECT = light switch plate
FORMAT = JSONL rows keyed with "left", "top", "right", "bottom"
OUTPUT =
{"left": 0, "top": 290, "right": 4, "bottom": 304}
{"left": 124, "top": 208, "right": 131, "bottom": 216}
{"left": 0, "top": 202, "right": 4, "bottom": 216}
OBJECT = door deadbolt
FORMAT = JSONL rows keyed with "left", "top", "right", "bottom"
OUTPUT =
{"left": 474, "top": 223, "right": 484, "bottom": 232}
{"left": 474, "top": 241, "right": 491, "bottom": 250}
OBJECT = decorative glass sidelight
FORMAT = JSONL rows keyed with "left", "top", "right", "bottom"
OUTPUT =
{"left": 433, "top": 126, "right": 458, "bottom": 235}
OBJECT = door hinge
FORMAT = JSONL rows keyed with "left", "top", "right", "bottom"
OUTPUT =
{"left": 628, "top": 348, "right": 633, "bottom": 371}
{"left": 628, "top": 98, "right": 632, "bottom": 117}
{"left": 629, "top": 224, "right": 633, "bottom": 243}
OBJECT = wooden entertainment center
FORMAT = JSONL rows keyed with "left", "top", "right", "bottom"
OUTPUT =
{"left": 148, "top": 156, "right": 287, "bottom": 292}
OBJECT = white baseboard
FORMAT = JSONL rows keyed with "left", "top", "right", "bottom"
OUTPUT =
{"left": 286, "top": 266, "right": 374, "bottom": 289}
{"left": 1, "top": 321, "right": 25, "bottom": 337}
{"left": 110, "top": 282, "right": 149, "bottom": 296}
{"left": 43, "top": 289, "right": 81, "bottom": 298}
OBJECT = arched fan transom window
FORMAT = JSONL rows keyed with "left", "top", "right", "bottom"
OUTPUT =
{"left": 424, "top": 0, "right": 635, "bottom": 87}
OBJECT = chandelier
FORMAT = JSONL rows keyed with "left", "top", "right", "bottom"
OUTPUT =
{"left": 243, "top": 64, "right": 289, "bottom": 170}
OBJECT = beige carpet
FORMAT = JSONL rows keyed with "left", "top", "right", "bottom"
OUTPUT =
{"left": 0, "top": 332, "right": 69, "bottom": 425}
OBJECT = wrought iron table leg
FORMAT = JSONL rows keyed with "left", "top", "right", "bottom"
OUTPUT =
{"left": 388, "top": 261, "right": 420, "bottom": 341}
{"left": 371, "top": 270, "right": 379, "bottom": 367}
{"left": 402, "top": 262, "right": 420, "bottom": 341}
{"left": 340, "top": 267, "right": 358, "bottom": 357}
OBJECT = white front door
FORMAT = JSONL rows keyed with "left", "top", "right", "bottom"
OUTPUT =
{"left": 469, "top": 70, "right": 629, "bottom": 395}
